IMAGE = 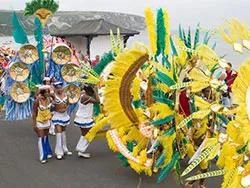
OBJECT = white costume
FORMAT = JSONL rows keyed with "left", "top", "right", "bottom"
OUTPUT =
{"left": 52, "top": 93, "right": 72, "bottom": 159}
{"left": 75, "top": 98, "right": 94, "bottom": 157}
{"left": 74, "top": 101, "right": 94, "bottom": 128}
{"left": 51, "top": 95, "right": 70, "bottom": 126}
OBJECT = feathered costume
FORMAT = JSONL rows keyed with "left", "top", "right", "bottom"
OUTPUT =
{"left": 83, "top": 7, "right": 250, "bottom": 187}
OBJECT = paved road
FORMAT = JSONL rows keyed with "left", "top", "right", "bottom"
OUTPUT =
{"left": 0, "top": 113, "right": 222, "bottom": 188}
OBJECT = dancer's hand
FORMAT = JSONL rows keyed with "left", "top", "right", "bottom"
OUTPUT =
{"left": 93, "top": 86, "right": 98, "bottom": 92}
{"left": 33, "top": 125, "right": 38, "bottom": 132}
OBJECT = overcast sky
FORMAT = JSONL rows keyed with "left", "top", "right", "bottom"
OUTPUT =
{"left": 1, "top": 0, "right": 250, "bottom": 29}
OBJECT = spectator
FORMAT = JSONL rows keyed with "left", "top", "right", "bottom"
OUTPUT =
{"left": 83, "top": 55, "right": 91, "bottom": 67}
{"left": 225, "top": 62, "right": 238, "bottom": 93}
{"left": 179, "top": 77, "right": 191, "bottom": 117}
{"left": 219, "top": 72, "right": 231, "bottom": 107}
{"left": 91, "top": 55, "right": 100, "bottom": 67}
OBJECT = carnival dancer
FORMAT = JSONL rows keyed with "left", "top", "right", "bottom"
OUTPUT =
{"left": 44, "top": 77, "right": 56, "bottom": 136}
{"left": 74, "top": 85, "right": 100, "bottom": 158}
{"left": 35, "top": 77, "right": 54, "bottom": 98}
{"left": 35, "top": 77, "right": 56, "bottom": 135}
{"left": 33, "top": 85, "right": 53, "bottom": 164}
{"left": 51, "top": 82, "right": 72, "bottom": 159}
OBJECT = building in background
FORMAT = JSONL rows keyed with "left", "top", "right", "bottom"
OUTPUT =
{"left": 49, "top": 18, "right": 139, "bottom": 60}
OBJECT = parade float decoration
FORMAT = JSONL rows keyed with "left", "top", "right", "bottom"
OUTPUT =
{"left": 24, "top": 0, "right": 59, "bottom": 78}
{"left": 1, "top": 0, "right": 59, "bottom": 119}
{"left": 3, "top": 43, "right": 38, "bottom": 120}
{"left": 86, "top": 7, "right": 238, "bottom": 187}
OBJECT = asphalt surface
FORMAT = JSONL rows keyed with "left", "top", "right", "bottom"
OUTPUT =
{"left": 0, "top": 112, "right": 222, "bottom": 188}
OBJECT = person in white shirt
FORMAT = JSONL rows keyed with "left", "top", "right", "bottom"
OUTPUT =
{"left": 83, "top": 55, "right": 91, "bottom": 68}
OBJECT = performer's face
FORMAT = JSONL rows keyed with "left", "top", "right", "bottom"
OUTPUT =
{"left": 41, "top": 89, "right": 50, "bottom": 98}
{"left": 45, "top": 80, "right": 51, "bottom": 85}
{"left": 55, "top": 86, "right": 63, "bottom": 94}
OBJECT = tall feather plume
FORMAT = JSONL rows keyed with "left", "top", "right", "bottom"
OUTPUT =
{"left": 144, "top": 7, "right": 157, "bottom": 55}
{"left": 193, "top": 23, "right": 200, "bottom": 49}
{"left": 156, "top": 8, "right": 166, "bottom": 57}
{"left": 117, "top": 28, "right": 121, "bottom": 54}
{"left": 170, "top": 36, "right": 178, "bottom": 56}
{"left": 110, "top": 29, "right": 117, "bottom": 54}
{"left": 182, "top": 29, "right": 187, "bottom": 46}
{"left": 187, "top": 27, "right": 192, "bottom": 48}
{"left": 163, "top": 9, "right": 170, "bottom": 55}
{"left": 179, "top": 24, "right": 183, "bottom": 40}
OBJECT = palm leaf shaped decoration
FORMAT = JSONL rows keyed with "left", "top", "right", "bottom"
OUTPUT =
{"left": 24, "top": 0, "right": 59, "bottom": 29}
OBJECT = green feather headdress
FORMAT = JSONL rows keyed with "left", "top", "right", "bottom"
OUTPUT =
{"left": 24, "top": 0, "right": 59, "bottom": 16}
{"left": 24, "top": 0, "right": 59, "bottom": 28}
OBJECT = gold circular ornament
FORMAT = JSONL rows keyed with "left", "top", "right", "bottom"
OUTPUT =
{"left": 10, "top": 82, "right": 30, "bottom": 103}
{"left": 61, "top": 64, "right": 81, "bottom": 83}
{"left": 64, "top": 84, "right": 80, "bottom": 104}
{"left": 9, "top": 62, "right": 29, "bottom": 82}
{"left": 52, "top": 45, "right": 71, "bottom": 65}
{"left": 19, "top": 44, "right": 39, "bottom": 64}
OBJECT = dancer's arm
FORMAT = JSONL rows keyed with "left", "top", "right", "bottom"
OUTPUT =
{"left": 33, "top": 100, "right": 39, "bottom": 132}
{"left": 65, "top": 94, "right": 70, "bottom": 110}
{"left": 81, "top": 86, "right": 100, "bottom": 104}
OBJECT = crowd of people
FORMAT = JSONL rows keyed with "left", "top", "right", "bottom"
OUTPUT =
{"left": 80, "top": 54, "right": 100, "bottom": 68}
{"left": 33, "top": 77, "right": 100, "bottom": 164}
